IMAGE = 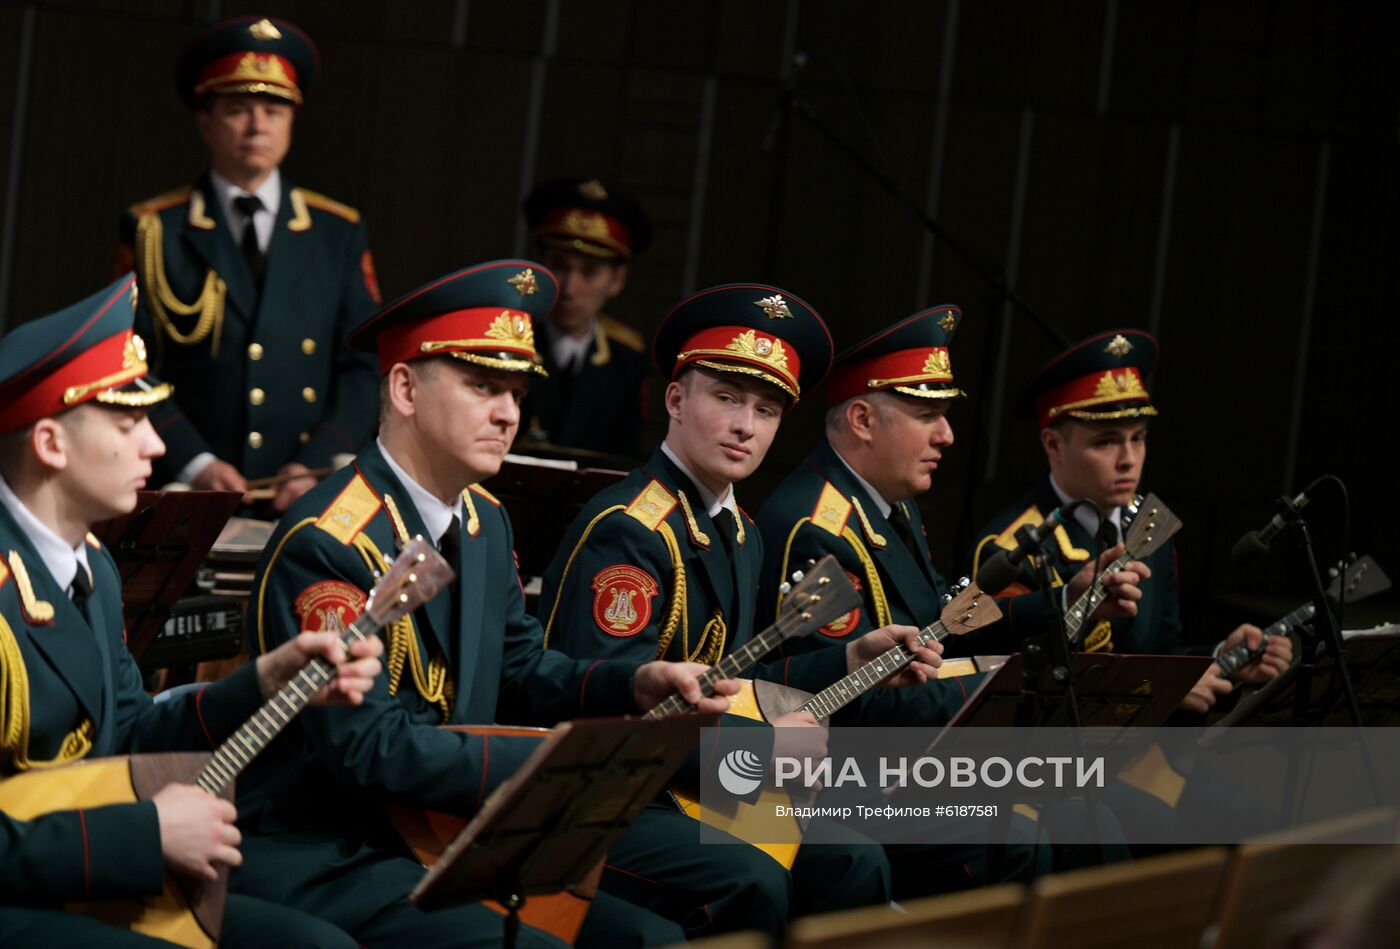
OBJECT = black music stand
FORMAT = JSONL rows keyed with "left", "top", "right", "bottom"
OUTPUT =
{"left": 410, "top": 713, "right": 716, "bottom": 949}
{"left": 90, "top": 489, "right": 242, "bottom": 662}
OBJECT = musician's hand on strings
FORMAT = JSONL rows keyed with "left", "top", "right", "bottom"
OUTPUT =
{"left": 1221, "top": 623, "right": 1293, "bottom": 685}
{"left": 632, "top": 661, "right": 738, "bottom": 714}
{"left": 846, "top": 624, "right": 941, "bottom": 685}
{"left": 254, "top": 630, "right": 384, "bottom": 705}
{"left": 153, "top": 783, "right": 241, "bottom": 880}
{"left": 1181, "top": 665, "right": 1234, "bottom": 713}
{"left": 1064, "top": 544, "right": 1151, "bottom": 620}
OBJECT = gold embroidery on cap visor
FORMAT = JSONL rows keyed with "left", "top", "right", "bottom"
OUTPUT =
{"left": 679, "top": 330, "right": 798, "bottom": 399}
{"left": 864, "top": 348, "right": 964, "bottom": 398}
{"left": 196, "top": 52, "right": 303, "bottom": 104}
{"left": 62, "top": 334, "right": 174, "bottom": 406}
{"left": 416, "top": 310, "right": 546, "bottom": 375}
{"left": 1046, "top": 370, "right": 1154, "bottom": 419}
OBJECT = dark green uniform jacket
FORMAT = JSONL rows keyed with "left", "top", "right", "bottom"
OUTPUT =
{"left": 118, "top": 174, "right": 379, "bottom": 482}
{"left": 966, "top": 473, "right": 1182, "bottom": 655}
{"left": 0, "top": 502, "right": 264, "bottom": 907}
{"left": 754, "top": 440, "right": 978, "bottom": 725}
{"left": 525, "top": 316, "right": 648, "bottom": 457}
{"left": 237, "top": 442, "right": 641, "bottom": 921}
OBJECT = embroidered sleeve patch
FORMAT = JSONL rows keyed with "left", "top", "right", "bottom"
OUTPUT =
{"left": 294, "top": 581, "right": 367, "bottom": 633}
{"left": 592, "top": 565, "right": 659, "bottom": 637}
{"left": 819, "top": 571, "right": 863, "bottom": 638}
{"left": 361, "top": 249, "right": 382, "bottom": 304}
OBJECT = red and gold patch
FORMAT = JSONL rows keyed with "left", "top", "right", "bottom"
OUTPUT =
{"left": 819, "top": 571, "right": 863, "bottom": 638}
{"left": 361, "top": 249, "right": 382, "bottom": 304}
{"left": 591, "top": 565, "right": 658, "bottom": 637}
{"left": 294, "top": 581, "right": 367, "bottom": 634}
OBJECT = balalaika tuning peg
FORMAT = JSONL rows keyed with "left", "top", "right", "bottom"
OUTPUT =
{"left": 778, "top": 581, "right": 792, "bottom": 595}
{"left": 790, "top": 570, "right": 805, "bottom": 583}
{"left": 940, "top": 593, "right": 953, "bottom": 606}
{"left": 955, "top": 576, "right": 971, "bottom": 592}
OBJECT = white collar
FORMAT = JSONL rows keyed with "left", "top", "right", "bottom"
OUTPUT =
{"left": 832, "top": 446, "right": 893, "bottom": 519}
{"left": 660, "top": 441, "right": 736, "bottom": 519}
{"left": 1049, "top": 473, "right": 1122, "bottom": 545}
{"left": 209, "top": 168, "right": 281, "bottom": 249}
{"left": 549, "top": 319, "right": 596, "bottom": 370}
{"left": 0, "top": 474, "right": 91, "bottom": 596}
{"left": 376, "top": 439, "right": 464, "bottom": 545}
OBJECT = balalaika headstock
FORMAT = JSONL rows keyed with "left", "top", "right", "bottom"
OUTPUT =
{"left": 937, "top": 579, "right": 1002, "bottom": 637}
{"left": 777, "top": 555, "right": 864, "bottom": 639}
{"left": 362, "top": 537, "right": 456, "bottom": 630}
{"left": 1122, "top": 493, "right": 1182, "bottom": 559}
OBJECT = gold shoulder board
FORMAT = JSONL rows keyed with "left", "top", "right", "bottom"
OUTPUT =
{"left": 127, "top": 186, "right": 192, "bottom": 218}
{"left": 624, "top": 480, "right": 677, "bottom": 532}
{"left": 315, "top": 474, "right": 382, "bottom": 545}
{"left": 810, "top": 482, "right": 852, "bottom": 537}
{"left": 296, "top": 188, "right": 362, "bottom": 224}
{"left": 600, "top": 315, "right": 645, "bottom": 353}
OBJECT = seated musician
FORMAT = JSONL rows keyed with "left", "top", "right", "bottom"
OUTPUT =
{"left": 537, "top": 284, "right": 953, "bottom": 934}
{"left": 966, "top": 329, "right": 1293, "bottom": 845}
{"left": 237, "top": 260, "right": 735, "bottom": 947}
{"left": 755, "top": 307, "right": 1138, "bottom": 888}
{"left": 0, "top": 275, "right": 383, "bottom": 948}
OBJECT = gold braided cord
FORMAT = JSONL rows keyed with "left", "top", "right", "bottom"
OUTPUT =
{"left": 352, "top": 535, "right": 453, "bottom": 719}
{"left": 689, "top": 610, "right": 727, "bottom": 664}
{"left": 1, "top": 612, "right": 95, "bottom": 771}
{"left": 1063, "top": 405, "right": 1159, "bottom": 421}
{"left": 381, "top": 493, "right": 412, "bottom": 547}
{"left": 255, "top": 518, "right": 318, "bottom": 656}
{"left": 774, "top": 517, "right": 813, "bottom": 617}
{"left": 540, "top": 505, "right": 627, "bottom": 650}
{"left": 652, "top": 523, "right": 689, "bottom": 661}
{"left": 135, "top": 213, "right": 227, "bottom": 360}
{"left": 841, "top": 527, "right": 892, "bottom": 628}
{"left": 850, "top": 498, "right": 887, "bottom": 549}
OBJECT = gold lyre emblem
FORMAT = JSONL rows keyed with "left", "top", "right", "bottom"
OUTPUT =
{"left": 605, "top": 588, "right": 638, "bottom": 626}
{"left": 508, "top": 268, "right": 539, "bottom": 296}
{"left": 1105, "top": 334, "right": 1134, "bottom": 357}
{"left": 754, "top": 294, "right": 792, "bottom": 319}
{"left": 939, "top": 310, "right": 957, "bottom": 332}
{"left": 249, "top": 18, "right": 282, "bottom": 40}
{"left": 577, "top": 179, "right": 609, "bottom": 200}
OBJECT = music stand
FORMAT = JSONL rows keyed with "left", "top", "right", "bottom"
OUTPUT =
{"left": 410, "top": 713, "right": 716, "bottom": 949}
{"left": 947, "top": 652, "right": 1213, "bottom": 730}
{"left": 90, "top": 489, "right": 242, "bottom": 661}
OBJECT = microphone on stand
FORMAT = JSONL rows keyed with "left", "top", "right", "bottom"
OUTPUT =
{"left": 975, "top": 502, "right": 1088, "bottom": 595}
{"left": 1231, "top": 478, "right": 1322, "bottom": 566}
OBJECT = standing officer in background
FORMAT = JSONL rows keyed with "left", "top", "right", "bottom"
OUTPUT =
{"left": 0, "top": 275, "right": 383, "bottom": 948}
{"left": 116, "top": 16, "right": 380, "bottom": 512}
{"left": 520, "top": 177, "right": 650, "bottom": 459}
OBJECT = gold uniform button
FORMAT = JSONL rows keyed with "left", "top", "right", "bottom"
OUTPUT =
{"left": 301, "top": 338, "right": 316, "bottom": 355}
{"left": 248, "top": 432, "right": 263, "bottom": 449}
{"left": 302, "top": 387, "right": 317, "bottom": 403}
{"left": 299, "top": 431, "right": 311, "bottom": 445}
{"left": 249, "top": 388, "right": 266, "bottom": 406}
{"left": 248, "top": 343, "right": 264, "bottom": 360}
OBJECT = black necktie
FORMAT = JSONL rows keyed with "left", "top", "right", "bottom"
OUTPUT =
{"left": 888, "top": 503, "right": 922, "bottom": 562}
{"left": 713, "top": 508, "right": 737, "bottom": 558}
{"left": 70, "top": 565, "right": 92, "bottom": 610}
{"left": 233, "top": 194, "right": 265, "bottom": 288}
{"left": 555, "top": 353, "right": 578, "bottom": 405}
{"left": 439, "top": 515, "right": 462, "bottom": 572}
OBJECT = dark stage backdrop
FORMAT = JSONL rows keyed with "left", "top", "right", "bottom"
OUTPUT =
{"left": 2, "top": 0, "right": 1397, "bottom": 640}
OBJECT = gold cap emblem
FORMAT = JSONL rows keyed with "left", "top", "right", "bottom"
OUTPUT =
{"left": 725, "top": 330, "right": 789, "bottom": 371}
{"left": 577, "top": 179, "right": 608, "bottom": 201}
{"left": 1093, "top": 369, "right": 1145, "bottom": 399}
{"left": 508, "top": 268, "right": 539, "bottom": 296}
{"left": 248, "top": 18, "right": 282, "bottom": 41}
{"left": 922, "top": 349, "right": 951, "bottom": 376}
{"left": 484, "top": 310, "right": 536, "bottom": 349}
{"left": 1105, "top": 334, "right": 1133, "bottom": 357}
{"left": 939, "top": 310, "right": 957, "bottom": 332}
{"left": 129, "top": 283, "right": 139, "bottom": 311}
{"left": 755, "top": 294, "right": 792, "bottom": 319}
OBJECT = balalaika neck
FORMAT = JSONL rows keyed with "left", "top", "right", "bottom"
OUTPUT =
{"left": 644, "top": 610, "right": 809, "bottom": 720}
{"left": 1214, "top": 601, "right": 1316, "bottom": 677}
{"left": 1064, "top": 550, "right": 1136, "bottom": 645}
{"left": 195, "top": 615, "right": 375, "bottom": 794}
{"left": 798, "top": 619, "right": 950, "bottom": 721}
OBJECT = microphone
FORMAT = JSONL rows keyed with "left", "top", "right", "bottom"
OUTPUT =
{"left": 975, "top": 504, "right": 1075, "bottom": 595}
{"left": 761, "top": 49, "right": 810, "bottom": 152}
{"left": 1231, "top": 481, "right": 1319, "bottom": 567}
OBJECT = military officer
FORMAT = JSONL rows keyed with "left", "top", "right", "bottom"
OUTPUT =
{"left": 538, "top": 285, "right": 959, "bottom": 932}
{"left": 238, "top": 260, "right": 735, "bottom": 947}
{"left": 967, "top": 329, "right": 1291, "bottom": 711}
{"left": 0, "top": 274, "right": 383, "bottom": 947}
{"left": 115, "top": 16, "right": 380, "bottom": 511}
{"left": 520, "top": 177, "right": 651, "bottom": 459}
{"left": 754, "top": 307, "right": 1138, "bottom": 890}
